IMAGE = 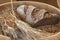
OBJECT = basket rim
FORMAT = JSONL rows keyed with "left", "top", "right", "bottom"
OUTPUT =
{"left": 0, "top": 1, "right": 60, "bottom": 12}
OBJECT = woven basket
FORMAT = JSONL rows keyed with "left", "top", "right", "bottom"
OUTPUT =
{"left": 0, "top": 1, "right": 60, "bottom": 40}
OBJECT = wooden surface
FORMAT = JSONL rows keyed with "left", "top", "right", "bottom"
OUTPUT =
{"left": 0, "top": 0, "right": 16, "bottom": 4}
{"left": 17, "top": 0, "right": 58, "bottom": 7}
{"left": 57, "top": 0, "right": 60, "bottom": 8}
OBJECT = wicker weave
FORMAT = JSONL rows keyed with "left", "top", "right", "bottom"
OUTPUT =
{"left": 0, "top": 1, "right": 60, "bottom": 40}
